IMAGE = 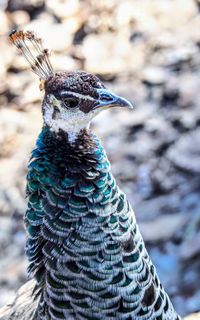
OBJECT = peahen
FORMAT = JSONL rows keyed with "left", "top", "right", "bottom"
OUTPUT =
{"left": 9, "top": 30, "right": 181, "bottom": 320}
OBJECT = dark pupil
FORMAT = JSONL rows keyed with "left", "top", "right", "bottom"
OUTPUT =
{"left": 64, "top": 97, "right": 78, "bottom": 109}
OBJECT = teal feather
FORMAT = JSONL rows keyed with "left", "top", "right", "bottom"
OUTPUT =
{"left": 61, "top": 176, "right": 78, "bottom": 188}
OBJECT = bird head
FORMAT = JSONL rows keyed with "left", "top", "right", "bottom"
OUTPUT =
{"left": 43, "top": 71, "right": 133, "bottom": 141}
{"left": 9, "top": 30, "right": 133, "bottom": 142}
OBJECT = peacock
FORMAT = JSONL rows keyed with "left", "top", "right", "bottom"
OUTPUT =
{"left": 9, "top": 30, "right": 181, "bottom": 320}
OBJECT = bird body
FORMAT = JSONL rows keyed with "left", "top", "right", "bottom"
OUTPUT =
{"left": 9, "top": 30, "right": 181, "bottom": 320}
{"left": 25, "top": 127, "right": 180, "bottom": 320}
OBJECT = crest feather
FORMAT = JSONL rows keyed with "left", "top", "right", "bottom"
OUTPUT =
{"left": 9, "top": 30, "right": 54, "bottom": 81}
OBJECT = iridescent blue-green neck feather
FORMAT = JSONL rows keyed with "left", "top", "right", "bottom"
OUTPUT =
{"left": 25, "top": 126, "right": 180, "bottom": 320}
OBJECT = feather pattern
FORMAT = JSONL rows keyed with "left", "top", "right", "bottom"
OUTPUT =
{"left": 9, "top": 30, "right": 54, "bottom": 81}
{"left": 25, "top": 127, "right": 181, "bottom": 320}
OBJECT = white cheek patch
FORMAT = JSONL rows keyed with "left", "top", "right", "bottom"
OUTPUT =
{"left": 43, "top": 99, "right": 97, "bottom": 144}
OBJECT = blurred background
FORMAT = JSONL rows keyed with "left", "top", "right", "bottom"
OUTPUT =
{"left": 0, "top": 0, "right": 200, "bottom": 317}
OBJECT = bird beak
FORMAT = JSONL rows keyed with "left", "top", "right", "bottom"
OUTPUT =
{"left": 95, "top": 88, "right": 134, "bottom": 111}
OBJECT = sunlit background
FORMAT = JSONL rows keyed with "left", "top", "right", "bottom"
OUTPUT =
{"left": 0, "top": 0, "right": 200, "bottom": 317}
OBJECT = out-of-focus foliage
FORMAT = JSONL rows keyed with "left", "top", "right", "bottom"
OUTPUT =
{"left": 0, "top": 0, "right": 200, "bottom": 316}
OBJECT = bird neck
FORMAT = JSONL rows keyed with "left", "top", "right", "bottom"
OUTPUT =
{"left": 31, "top": 125, "right": 109, "bottom": 184}
{"left": 38, "top": 125, "right": 97, "bottom": 154}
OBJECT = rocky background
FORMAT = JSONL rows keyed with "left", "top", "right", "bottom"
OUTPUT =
{"left": 0, "top": 0, "right": 200, "bottom": 317}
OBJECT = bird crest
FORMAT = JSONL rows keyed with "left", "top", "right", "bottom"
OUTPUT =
{"left": 9, "top": 30, "right": 54, "bottom": 90}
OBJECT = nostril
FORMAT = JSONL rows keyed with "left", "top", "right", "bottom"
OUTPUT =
{"left": 101, "top": 94, "right": 113, "bottom": 102}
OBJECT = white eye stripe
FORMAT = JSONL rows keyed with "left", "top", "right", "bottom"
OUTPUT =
{"left": 61, "top": 91, "right": 95, "bottom": 101}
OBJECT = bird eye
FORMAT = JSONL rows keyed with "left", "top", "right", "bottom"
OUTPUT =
{"left": 64, "top": 97, "right": 79, "bottom": 109}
